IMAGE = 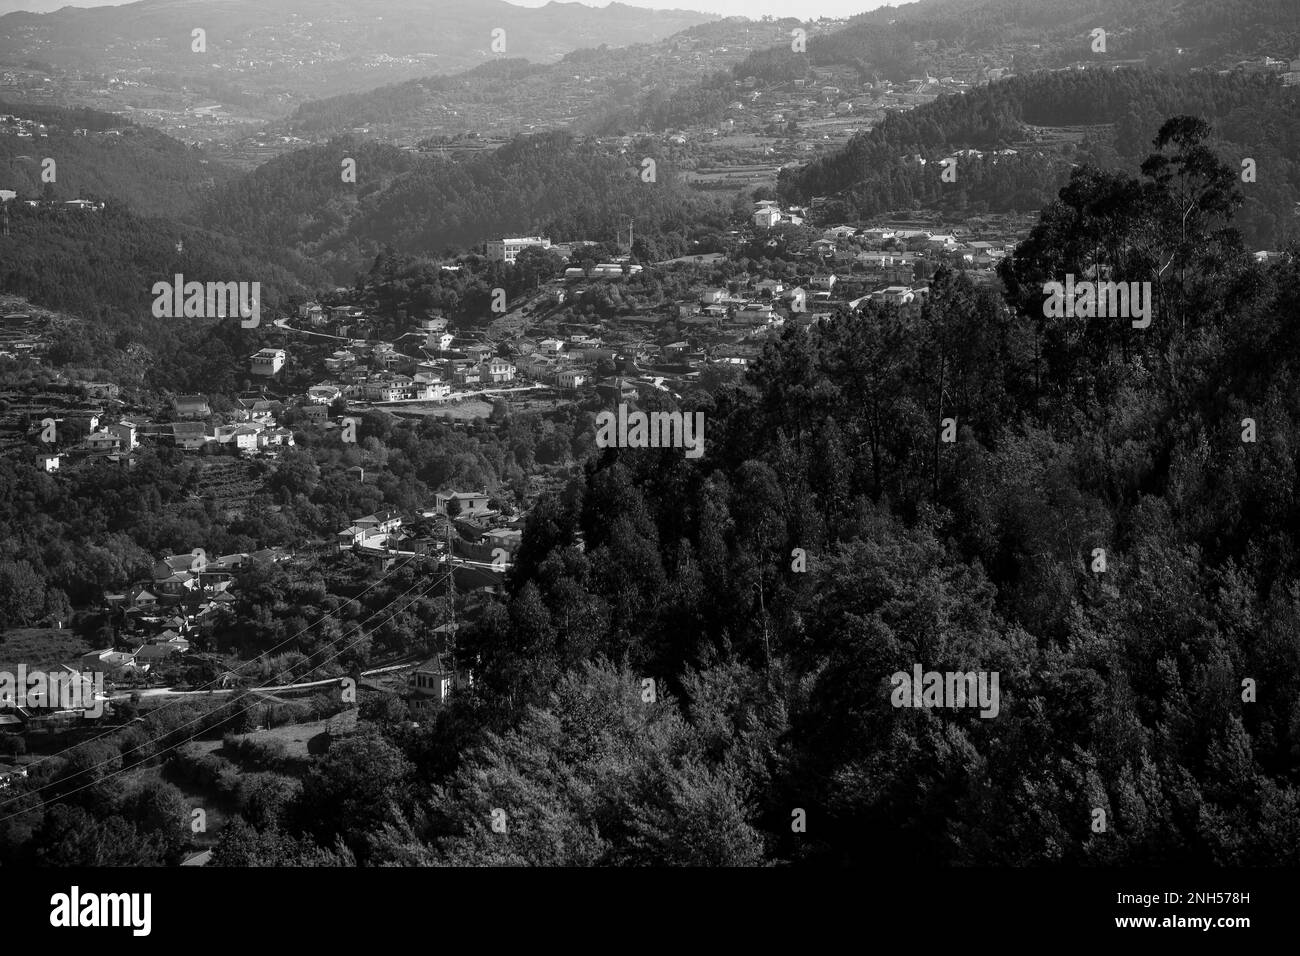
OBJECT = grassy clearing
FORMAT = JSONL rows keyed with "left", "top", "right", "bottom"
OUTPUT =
{"left": 0, "top": 628, "right": 92, "bottom": 673}
{"left": 393, "top": 399, "right": 493, "bottom": 420}
{"left": 225, "top": 712, "right": 356, "bottom": 761}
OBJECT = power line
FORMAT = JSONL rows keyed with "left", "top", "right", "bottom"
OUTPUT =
{"left": 12, "top": 548, "right": 427, "bottom": 777}
{"left": 0, "top": 567, "right": 453, "bottom": 826}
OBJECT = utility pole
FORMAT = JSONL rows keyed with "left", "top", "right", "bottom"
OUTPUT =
{"left": 444, "top": 514, "right": 457, "bottom": 661}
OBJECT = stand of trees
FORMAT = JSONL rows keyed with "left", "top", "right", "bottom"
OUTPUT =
{"left": 199, "top": 131, "right": 730, "bottom": 285}
{"left": 161, "top": 116, "right": 1298, "bottom": 865}
{"left": 782, "top": 70, "right": 1299, "bottom": 249}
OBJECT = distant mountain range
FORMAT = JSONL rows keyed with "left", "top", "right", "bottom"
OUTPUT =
{"left": 602, "top": 0, "right": 1300, "bottom": 132}
{"left": 0, "top": 0, "right": 717, "bottom": 107}
{"left": 0, "top": 0, "right": 118, "bottom": 11}
{"left": 274, "top": 0, "right": 1300, "bottom": 144}
{"left": 853, "top": 0, "right": 1300, "bottom": 67}
{"left": 276, "top": 18, "right": 812, "bottom": 142}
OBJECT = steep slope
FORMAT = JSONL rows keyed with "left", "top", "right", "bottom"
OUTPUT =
{"left": 0, "top": 102, "right": 237, "bottom": 217}
{"left": 197, "top": 130, "right": 727, "bottom": 283}
{"left": 779, "top": 69, "right": 1300, "bottom": 249}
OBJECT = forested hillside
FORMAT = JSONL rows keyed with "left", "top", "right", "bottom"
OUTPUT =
{"left": 154, "top": 115, "right": 1299, "bottom": 865}
{"left": 9, "top": 115, "right": 1292, "bottom": 867}
{"left": 0, "top": 103, "right": 237, "bottom": 218}
{"left": 0, "top": 202, "right": 307, "bottom": 392}
{"left": 780, "top": 70, "right": 1300, "bottom": 249}
{"left": 198, "top": 131, "right": 731, "bottom": 283}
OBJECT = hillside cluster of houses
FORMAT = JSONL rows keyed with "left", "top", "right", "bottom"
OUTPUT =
{"left": 0, "top": 190, "right": 105, "bottom": 211}
{"left": 14, "top": 393, "right": 298, "bottom": 474}
{"left": 334, "top": 493, "right": 524, "bottom": 574}
{"left": 0, "top": 547, "right": 293, "bottom": 734}
{"left": 285, "top": 306, "right": 523, "bottom": 405}
{"left": 98, "top": 547, "right": 294, "bottom": 672}
{"left": 652, "top": 63, "right": 1014, "bottom": 152}
{"left": 267, "top": 209, "right": 1031, "bottom": 405}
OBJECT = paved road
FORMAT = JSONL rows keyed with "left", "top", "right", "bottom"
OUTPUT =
{"left": 350, "top": 383, "right": 544, "bottom": 407}
{"left": 104, "top": 660, "right": 418, "bottom": 701}
{"left": 272, "top": 317, "right": 350, "bottom": 341}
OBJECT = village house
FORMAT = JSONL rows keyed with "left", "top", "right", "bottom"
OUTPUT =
{"left": 104, "top": 420, "right": 138, "bottom": 450}
{"left": 236, "top": 398, "right": 281, "bottom": 423}
{"left": 127, "top": 586, "right": 159, "bottom": 609}
{"left": 250, "top": 348, "right": 286, "bottom": 377}
{"left": 361, "top": 374, "right": 415, "bottom": 402}
{"left": 516, "top": 353, "right": 558, "bottom": 379}
{"left": 171, "top": 422, "right": 210, "bottom": 450}
{"left": 823, "top": 225, "right": 858, "bottom": 240}
{"left": 214, "top": 423, "right": 263, "bottom": 454}
{"left": 337, "top": 511, "right": 402, "bottom": 550}
{"left": 435, "top": 491, "right": 492, "bottom": 518}
{"left": 372, "top": 342, "right": 407, "bottom": 370}
{"left": 357, "top": 511, "right": 403, "bottom": 535}
{"left": 153, "top": 570, "right": 199, "bottom": 600}
{"left": 84, "top": 429, "right": 123, "bottom": 454}
{"left": 134, "top": 642, "right": 183, "bottom": 666}
{"left": 482, "top": 357, "right": 516, "bottom": 384}
{"left": 407, "top": 654, "right": 461, "bottom": 704}
{"left": 555, "top": 368, "right": 587, "bottom": 390}
{"left": 298, "top": 405, "right": 331, "bottom": 426}
{"left": 79, "top": 648, "right": 140, "bottom": 677}
{"left": 874, "top": 286, "right": 917, "bottom": 306}
{"left": 447, "top": 363, "right": 482, "bottom": 387}
{"left": 261, "top": 426, "right": 295, "bottom": 450}
{"left": 153, "top": 554, "right": 196, "bottom": 581}
{"left": 337, "top": 524, "right": 377, "bottom": 549}
{"left": 324, "top": 350, "right": 358, "bottom": 373}
{"left": 595, "top": 377, "right": 640, "bottom": 404}
{"left": 414, "top": 353, "right": 445, "bottom": 376}
{"left": 173, "top": 395, "right": 211, "bottom": 420}
{"left": 307, "top": 384, "right": 341, "bottom": 405}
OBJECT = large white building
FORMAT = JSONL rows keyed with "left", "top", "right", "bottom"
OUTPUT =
{"left": 487, "top": 236, "right": 552, "bottom": 263}
{"left": 249, "top": 348, "right": 286, "bottom": 377}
